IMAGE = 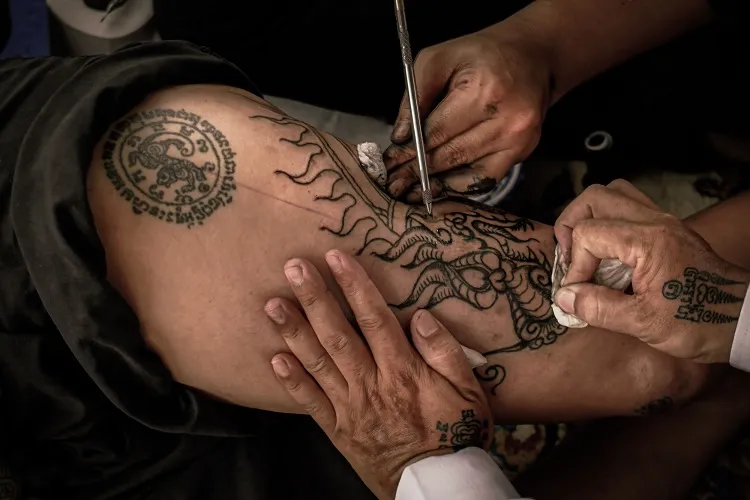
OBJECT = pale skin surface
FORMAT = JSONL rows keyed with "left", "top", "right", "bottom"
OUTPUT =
{"left": 87, "top": 84, "right": 708, "bottom": 422}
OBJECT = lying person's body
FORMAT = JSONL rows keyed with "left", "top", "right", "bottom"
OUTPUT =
{"left": 4, "top": 41, "right": 750, "bottom": 498}
{"left": 86, "top": 79, "right": 719, "bottom": 423}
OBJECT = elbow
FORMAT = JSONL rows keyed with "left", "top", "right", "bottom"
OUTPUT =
{"left": 630, "top": 352, "right": 712, "bottom": 414}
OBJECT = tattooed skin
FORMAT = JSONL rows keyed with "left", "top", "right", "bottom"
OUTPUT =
{"left": 436, "top": 409, "right": 490, "bottom": 452}
{"left": 662, "top": 267, "right": 745, "bottom": 325}
{"left": 634, "top": 396, "right": 674, "bottom": 416}
{"left": 248, "top": 111, "right": 567, "bottom": 394}
{"left": 101, "top": 108, "right": 237, "bottom": 228}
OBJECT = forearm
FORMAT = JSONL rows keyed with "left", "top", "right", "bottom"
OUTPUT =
{"left": 484, "top": 0, "right": 713, "bottom": 102}
{"left": 516, "top": 369, "right": 750, "bottom": 500}
{"left": 683, "top": 190, "right": 750, "bottom": 270}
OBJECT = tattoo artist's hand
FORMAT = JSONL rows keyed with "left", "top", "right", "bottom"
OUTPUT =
{"left": 553, "top": 179, "right": 750, "bottom": 363}
{"left": 265, "top": 250, "right": 492, "bottom": 500}
{"left": 383, "top": 29, "right": 552, "bottom": 202}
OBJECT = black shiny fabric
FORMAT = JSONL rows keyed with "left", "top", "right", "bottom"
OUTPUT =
{"left": 0, "top": 41, "right": 372, "bottom": 499}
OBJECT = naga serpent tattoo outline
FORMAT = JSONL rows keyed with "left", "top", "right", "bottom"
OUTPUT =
{"left": 248, "top": 109, "right": 567, "bottom": 394}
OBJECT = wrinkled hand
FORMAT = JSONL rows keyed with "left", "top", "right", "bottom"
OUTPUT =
{"left": 553, "top": 180, "right": 750, "bottom": 363}
{"left": 383, "top": 30, "right": 552, "bottom": 202}
{"left": 265, "top": 250, "right": 492, "bottom": 499}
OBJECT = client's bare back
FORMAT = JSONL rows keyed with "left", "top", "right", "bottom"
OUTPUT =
{"left": 87, "top": 84, "right": 707, "bottom": 422}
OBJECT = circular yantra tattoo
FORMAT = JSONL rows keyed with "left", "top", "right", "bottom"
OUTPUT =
{"left": 101, "top": 108, "right": 237, "bottom": 228}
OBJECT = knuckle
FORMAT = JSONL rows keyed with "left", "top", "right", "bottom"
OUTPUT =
{"left": 281, "top": 323, "right": 306, "bottom": 342}
{"left": 337, "top": 272, "right": 361, "bottom": 296}
{"left": 583, "top": 183, "right": 607, "bottom": 199}
{"left": 405, "top": 161, "right": 421, "bottom": 181}
{"left": 642, "top": 224, "right": 671, "bottom": 253}
{"left": 324, "top": 334, "right": 351, "bottom": 356}
{"left": 305, "top": 353, "right": 330, "bottom": 375}
{"left": 389, "top": 147, "right": 412, "bottom": 167}
{"left": 284, "top": 378, "right": 303, "bottom": 393}
{"left": 427, "top": 122, "right": 449, "bottom": 146}
{"left": 356, "top": 313, "right": 388, "bottom": 333}
{"left": 296, "top": 288, "right": 323, "bottom": 309}
{"left": 441, "top": 142, "right": 470, "bottom": 167}
{"left": 658, "top": 212, "right": 680, "bottom": 226}
{"left": 576, "top": 291, "right": 600, "bottom": 323}
{"left": 302, "top": 402, "right": 322, "bottom": 416}
{"left": 571, "top": 221, "right": 591, "bottom": 242}
{"left": 607, "top": 178, "right": 634, "bottom": 190}
{"left": 451, "top": 68, "right": 478, "bottom": 91}
{"left": 508, "top": 108, "right": 541, "bottom": 133}
{"left": 403, "top": 358, "right": 425, "bottom": 383}
{"left": 415, "top": 46, "right": 435, "bottom": 65}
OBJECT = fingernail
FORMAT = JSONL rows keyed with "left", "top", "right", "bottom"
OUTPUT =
{"left": 555, "top": 288, "right": 576, "bottom": 313}
{"left": 284, "top": 265, "right": 304, "bottom": 286}
{"left": 392, "top": 123, "right": 408, "bottom": 141}
{"left": 272, "top": 356, "right": 290, "bottom": 377}
{"left": 416, "top": 310, "right": 440, "bottom": 337}
{"left": 389, "top": 178, "right": 407, "bottom": 196}
{"left": 326, "top": 251, "right": 343, "bottom": 274}
{"left": 265, "top": 303, "right": 286, "bottom": 324}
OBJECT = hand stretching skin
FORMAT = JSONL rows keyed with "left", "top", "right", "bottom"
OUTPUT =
{"left": 553, "top": 180, "right": 750, "bottom": 363}
{"left": 265, "top": 250, "right": 493, "bottom": 500}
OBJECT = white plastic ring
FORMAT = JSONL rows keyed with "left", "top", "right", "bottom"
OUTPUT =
{"left": 584, "top": 131, "right": 614, "bottom": 152}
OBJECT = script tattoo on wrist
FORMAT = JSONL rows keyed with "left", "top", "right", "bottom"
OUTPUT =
{"left": 247, "top": 108, "right": 567, "bottom": 394}
{"left": 436, "top": 409, "right": 490, "bottom": 452}
{"left": 102, "top": 107, "right": 237, "bottom": 228}
{"left": 634, "top": 396, "right": 674, "bottom": 416}
{"left": 662, "top": 267, "right": 745, "bottom": 324}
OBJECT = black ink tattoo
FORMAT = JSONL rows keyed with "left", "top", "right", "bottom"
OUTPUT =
{"left": 102, "top": 108, "right": 237, "bottom": 228}
{"left": 248, "top": 110, "right": 567, "bottom": 394}
{"left": 436, "top": 409, "right": 490, "bottom": 451}
{"left": 662, "top": 267, "right": 745, "bottom": 324}
{"left": 634, "top": 396, "right": 674, "bottom": 416}
{"left": 474, "top": 364, "right": 507, "bottom": 394}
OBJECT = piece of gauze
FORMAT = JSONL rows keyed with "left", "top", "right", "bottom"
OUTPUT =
{"left": 551, "top": 244, "right": 633, "bottom": 328}
{"left": 356, "top": 142, "right": 488, "bottom": 368}
{"left": 357, "top": 142, "right": 387, "bottom": 188}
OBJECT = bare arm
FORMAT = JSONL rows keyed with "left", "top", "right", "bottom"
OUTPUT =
{"left": 515, "top": 369, "right": 750, "bottom": 500}
{"left": 484, "top": 0, "right": 713, "bottom": 102}
{"left": 87, "top": 84, "right": 707, "bottom": 422}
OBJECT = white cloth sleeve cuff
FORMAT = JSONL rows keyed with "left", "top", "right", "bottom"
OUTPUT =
{"left": 395, "top": 447, "right": 532, "bottom": 500}
{"left": 730, "top": 283, "right": 750, "bottom": 372}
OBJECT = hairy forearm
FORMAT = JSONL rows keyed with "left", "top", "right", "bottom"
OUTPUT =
{"left": 485, "top": 0, "right": 713, "bottom": 102}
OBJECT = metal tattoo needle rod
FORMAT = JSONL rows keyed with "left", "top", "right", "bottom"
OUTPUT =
{"left": 393, "top": 0, "right": 432, "bottom": 215}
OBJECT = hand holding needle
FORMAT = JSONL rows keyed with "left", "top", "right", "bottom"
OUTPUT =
{"left": 393, "top": 0, "right": 432, "bottom": 215}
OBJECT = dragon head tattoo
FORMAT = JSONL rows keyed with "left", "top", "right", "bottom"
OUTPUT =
{"left": 374, "top": 208, "right": 567, "bottom": 352}
{"left": 249, "top": 111, "right": 568, "bottom": 393}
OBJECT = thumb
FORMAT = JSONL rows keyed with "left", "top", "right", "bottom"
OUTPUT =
{"left": 391, "top": 50, "right": 451, "bottom": 144}
{"left": 555, "top": 283, "right": 643, "bottom": 337}
{"left": 410, "top": 310, "right": 477, "bottom": 390}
